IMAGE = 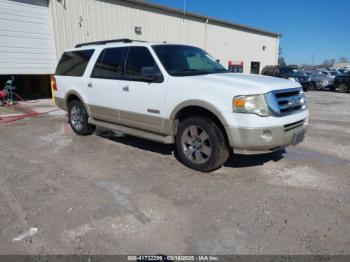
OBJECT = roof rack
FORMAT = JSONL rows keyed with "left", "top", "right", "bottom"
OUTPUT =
{"left": 75, "top": 38, "right": 147, "bottom": 48}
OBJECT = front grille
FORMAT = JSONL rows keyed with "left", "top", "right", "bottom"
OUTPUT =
{"left": 265, "top": 88, "right": 306, "bottom": 116}
{"left": 284, "top": 119, "right": 305, "bottom": 132}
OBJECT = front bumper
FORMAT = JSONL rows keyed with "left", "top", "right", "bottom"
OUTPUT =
{"left": 228, "top": 119, "right": 308, "bottom": 154}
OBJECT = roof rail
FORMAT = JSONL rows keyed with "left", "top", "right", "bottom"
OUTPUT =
{"left": 75, "top": 38, "right": 136, "bottom": 48}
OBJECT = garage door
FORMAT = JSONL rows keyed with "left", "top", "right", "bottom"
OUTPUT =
{"left": 0, "top": 0, "right": 56, "bottom": 75}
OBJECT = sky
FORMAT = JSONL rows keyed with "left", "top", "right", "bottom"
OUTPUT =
{"left": 147, "top": 0, "right": 350, "bottom": 65}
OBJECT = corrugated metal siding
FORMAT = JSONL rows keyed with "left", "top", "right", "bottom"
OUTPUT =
{"left": 0, "top": 0, "right": 56, "bottom": 74}
{"left": 207, "top": 23, "right": 279, "bottom": 73}
{"left": 50, "top": 0, "right": 279, "bottom": 74}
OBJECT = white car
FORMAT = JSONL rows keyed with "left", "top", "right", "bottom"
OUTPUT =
{"left": 53, "top": 39, "right": 309, "bottom": 172}
{"left": 309, "top": 71, "right": 333, "bottom": 90}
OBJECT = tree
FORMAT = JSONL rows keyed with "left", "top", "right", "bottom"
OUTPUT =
{"left": 278, "top": 47, "right": 287, "bottom": 66}
{"left": 322, "top": 59, "right": 336, "bottom": 67}
{"left": 288, "top": 64, "right": 299, "bottom": 69}
{"left": 339, "top": 57, "right": 349, "bottom": 63}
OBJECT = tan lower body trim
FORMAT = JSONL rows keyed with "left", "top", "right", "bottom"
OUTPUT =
{"left": 89, "top": 105, "right": 119, "bottom": 124}
{"left": 54, "top": 97, "right": 67, "bottom": 111}
{"left": 88, "top": 104, "right": 173, "bottom": 135}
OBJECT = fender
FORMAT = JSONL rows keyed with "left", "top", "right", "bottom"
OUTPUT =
{"left": 167, "top": 99, "right": 234, "bottom": 146}
{"left": 64, "top": 90, "right": 92, "bottom": 114}
{"left": 169, "top": 99, "right": 230, "bottom": 125}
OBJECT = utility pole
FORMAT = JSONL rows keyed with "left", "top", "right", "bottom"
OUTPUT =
{"left": 312, "top": 53, "right": 315, "bottom": 66}
{"left": 183, "top": 0, "right": 186, "bottom": 16}
{"left": 182, "top": 0, "right": 187, "bottom": 43}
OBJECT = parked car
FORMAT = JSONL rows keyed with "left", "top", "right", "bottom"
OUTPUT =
{"left": 320, "top": 70, "right": 334, "bottom": 79}
{"left": 333, "top": 71, "right": 350, "bottom": 93}
{"left": 338, "top": 69, "right": 349, "bottom": 74}
{"left": 53, "top": 39, "right": 309, "bottom": 172}
{"left": 261, "top": 66, "right": 313, "bottom": 91}
{"left": 329, "top": 70, "right": 340, "bottom": 79}
{"left": 330, "top": 68, "right": 348, "bottom": 75}
{"left": 309, "top": 71, "right": 333, "bottom": 90}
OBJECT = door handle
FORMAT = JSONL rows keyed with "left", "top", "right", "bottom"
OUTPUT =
{"left": 87, "top": 82, "right": 93, "bottom": 88}
{"left": 122, "top": 86, "right": 130, "bottom": 92}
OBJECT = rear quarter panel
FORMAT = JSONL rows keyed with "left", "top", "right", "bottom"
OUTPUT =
{"left": 54, "top": 47, "right": 102, "bottom": 109}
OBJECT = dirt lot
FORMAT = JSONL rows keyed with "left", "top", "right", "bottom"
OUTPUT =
{"left": 0, "top": 91, "right": 349, "bottom": 255}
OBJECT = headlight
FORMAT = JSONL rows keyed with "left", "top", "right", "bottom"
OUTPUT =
{"left": 288, "top": 77, "right": 296, "bottom": 82}
{"left": 233, "top": 94, "right": 269, "bottom": 116}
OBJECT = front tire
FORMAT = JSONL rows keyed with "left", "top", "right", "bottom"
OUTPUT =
{"left": 338, "top": 83, "right": 348, "bottom": 93}
{"left": 68, "top": 100, "right": 96, "bottom": 136}
{"left": 175, "top": 116, "right": 230, "bottom": 172}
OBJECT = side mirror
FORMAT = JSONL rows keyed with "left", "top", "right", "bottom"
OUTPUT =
{"left": 141, "top": 66, "right": 163, "bottom": 83}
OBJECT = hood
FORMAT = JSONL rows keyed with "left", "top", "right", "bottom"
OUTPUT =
{"left": 188, "top": 73, "right": 302, "bottom": 94}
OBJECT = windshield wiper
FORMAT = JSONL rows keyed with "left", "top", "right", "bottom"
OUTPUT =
{"left": 212, "top": 68, "right": 229, "bottom": 73}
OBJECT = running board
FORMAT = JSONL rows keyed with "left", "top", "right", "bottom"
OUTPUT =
{"left": 88, "top": 118, "right": 174, "bottom": 144}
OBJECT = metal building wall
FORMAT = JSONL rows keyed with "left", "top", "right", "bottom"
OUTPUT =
{"left": 207, "top": 23, "right": 279, "bottom": 73}
{"left": 49, "top": 0, "right": 279, "bottom": 74}
{"left": 0, "top": 0, "right": 56, "bottom": 74}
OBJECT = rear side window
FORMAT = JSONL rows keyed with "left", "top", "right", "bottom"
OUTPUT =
{"left": 91, "top": 47, "right": 127, "bottom": 79}
{"left": 55, "top": 50, "right": 94, "bottom": 76}
{"left": 125, "top": 47, "right": 161, "bottom": 81}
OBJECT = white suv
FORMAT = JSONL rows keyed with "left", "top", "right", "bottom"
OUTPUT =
{"left": 53, "top": 39, "right": 308, "bottom": 172}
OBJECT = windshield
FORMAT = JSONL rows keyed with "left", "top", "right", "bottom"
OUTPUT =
{"left": 152, "top": 45, "right": 228, "bottom": 76}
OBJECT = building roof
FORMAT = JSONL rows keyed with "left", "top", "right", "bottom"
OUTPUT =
{"left": 123, "top": 0, "right": 281, "bottom": 38}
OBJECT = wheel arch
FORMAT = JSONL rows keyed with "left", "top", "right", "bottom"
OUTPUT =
{"left": 169, "top": 100, "right": 233, "bottom": 147}
{"left": 65, "top": 91, "right": 91, "bottom": 114}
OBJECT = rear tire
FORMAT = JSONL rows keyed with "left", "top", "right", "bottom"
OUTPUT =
{"left": 68, "top": 100, "right": 96, "bottom": 136}
{"left": 338, "top": 83, "right": 348, "bottom": 93}
{"left": 175, "top": 116, "right": 230, "bottom": 172}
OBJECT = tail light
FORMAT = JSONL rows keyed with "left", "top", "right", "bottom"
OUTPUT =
{"left": 51, "top": 76, "right": 57, "bottom": 91}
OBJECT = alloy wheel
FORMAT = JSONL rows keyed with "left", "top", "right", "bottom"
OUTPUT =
{"left": 70, "top": 104, "right": 84, "bottom": 131}
{"left": 181, "top": 125, "right": 212, "bottom": 164}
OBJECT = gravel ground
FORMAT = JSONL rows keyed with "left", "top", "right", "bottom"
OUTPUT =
{"left": 0, "top": 91, "right": 349, "bottom": 255}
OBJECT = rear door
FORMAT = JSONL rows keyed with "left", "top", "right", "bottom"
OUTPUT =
{"left": 86, "top": 47, "right": 127, "bottom": 123}
{"left": 116, "top": 46, "right": 167, "bottom": 134}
